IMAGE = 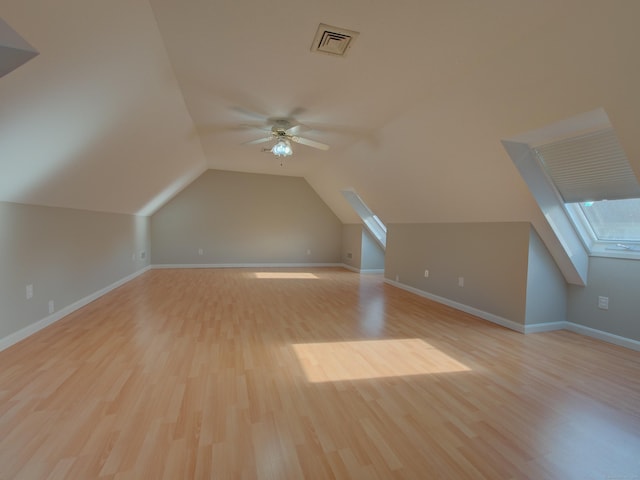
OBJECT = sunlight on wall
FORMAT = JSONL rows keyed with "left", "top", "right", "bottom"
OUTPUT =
{"left": 254, "top": 272, "right": 318, "bottom": 279}
{"left": 292, "top": 338, "right": 470, "bottom": 383}
{"left": 136, "top": 163, "right": 206, "bottom": 216}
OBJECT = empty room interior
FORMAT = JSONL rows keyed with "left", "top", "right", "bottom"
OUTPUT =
{"left": 1, "top": 1, "right": 639, "bottom": 479}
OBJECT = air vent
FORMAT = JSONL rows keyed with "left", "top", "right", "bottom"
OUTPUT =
{"left": 311, "top": 23, "right": 359, "bottom": 57}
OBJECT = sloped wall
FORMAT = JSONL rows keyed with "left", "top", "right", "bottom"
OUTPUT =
{"left": 151, "top": 170, "right": 342, "bottom": 265}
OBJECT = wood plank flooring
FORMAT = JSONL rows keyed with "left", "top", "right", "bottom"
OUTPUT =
{"left": 1, "top": 268, "right": 639, "bottom": 479}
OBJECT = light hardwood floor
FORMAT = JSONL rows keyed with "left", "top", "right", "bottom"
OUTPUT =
{"left": 1, "top": 268, "right": 639, "bottom": 479}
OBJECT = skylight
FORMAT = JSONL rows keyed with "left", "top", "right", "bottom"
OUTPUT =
{"left": 341, "top": 189, "right": 387, "bottom": 248}
{"left": 578, "top": 199, "right": 640, "bottom": 241}
{"left": 503, "top": 109, "right": 640, "bottom": 284}
{"left": 533, "top": 128, "right": 640, "bottom": 258}
{"left": 566, "top": 198, "right": 640, "bottom": 253}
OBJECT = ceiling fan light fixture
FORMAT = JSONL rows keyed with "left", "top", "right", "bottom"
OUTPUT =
{"left": 271, "top": 139, "right": 293, "bottom": 157}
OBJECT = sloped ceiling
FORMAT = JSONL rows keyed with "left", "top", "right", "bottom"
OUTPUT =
{"left": 0, "top": 1, "right": 207, "bottom": 215}
{"left": 1, "top": 0, "right": 639, "bottom": 231}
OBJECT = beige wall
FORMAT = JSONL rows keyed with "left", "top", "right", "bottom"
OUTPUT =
{"left": 340, "top": 224, "right": 385, "bottom": 271}
{"left": 568, "top": 257, "right": 640, "bottom": 341}
{"left": 341, "top": 224, "right": 362, "bottom": 270}
{"left": 0, "top": 202, "right": 150, "bottom": 342}
{"left": 151, "top": 170, "right": 342, "bottom": 265}
{"left": 385, "top": 222, "right": 530, "bottom": 323}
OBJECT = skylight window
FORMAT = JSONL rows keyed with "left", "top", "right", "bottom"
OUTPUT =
{"left": 504, "top": 109, "right": 640, "bottom": 284}
{"left": 341, "top": 189, "right": 387, "bottom": 248}
{"left": 533, "top": 128, "right": 640, "bottom": 259}
{"left": 566, "top": 198, "right": 640, "bottom": 253}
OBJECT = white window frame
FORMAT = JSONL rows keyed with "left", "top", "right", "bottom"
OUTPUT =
{"left": 564, "top": 202, "right": 640, "bottom": 260}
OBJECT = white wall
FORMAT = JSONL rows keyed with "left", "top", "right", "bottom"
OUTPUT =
{"left": 0, "top": 202, "right": 150, "bottom": 343}
{"left": 151, "top": 170, "right": 342, "bottom": 265}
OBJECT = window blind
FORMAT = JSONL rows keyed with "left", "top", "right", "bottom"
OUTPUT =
{"left": 534, "top": 128, "right": 640, "bottom": 203}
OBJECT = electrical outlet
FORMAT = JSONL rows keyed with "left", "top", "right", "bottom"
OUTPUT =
{"left": 48, "top": 300, "right": 55, "bottom": 314}
{"left": 424, "top": 269, "right": 429, "bottom": 278}
{"left": 26, "top": 284, "right": 33, "bottom": 299}
{"left": 198, "top": 248, "right": 204, "bottom": 256}
{"left": 346, "top": 252, "right": 352, "bottom": 259}
{"left": 598, "top": 296, "right": 609, "bottom": 310}
{"left": 458, "top": 276, "right": 464, "bottom": 287}
{"left": 306, "top": 249, "right": 311, "bottom": 255}
{"left": 140, "top": 251, "right": 146, "bottom": 260}
{"left": 395, "top": 275, "right": 400, "bottom": 282}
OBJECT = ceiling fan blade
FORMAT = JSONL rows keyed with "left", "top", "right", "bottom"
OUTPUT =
{"left": 239, "top": 123, "right": 272, "bottom": 132}
{"left": 287, "top": 124, "right": 311, "bottom": 135}
{"left": 242, "top": 136, "right": 273, "bottom": 145}
{"left": 230, "top": 106, "right": 270, "bottom": 122}
{"left": 197, "top": 124, "right": 259, "bottom": 135}
{"left": 287, "top": 106, "right": 306, "bottom": 118}
{"left": 290, "top": 135, "right": 330, "bottom": 151}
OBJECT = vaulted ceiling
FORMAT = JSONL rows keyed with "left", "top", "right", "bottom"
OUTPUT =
{"left": 1, "top": 0, "right": 639, "bottom": 231}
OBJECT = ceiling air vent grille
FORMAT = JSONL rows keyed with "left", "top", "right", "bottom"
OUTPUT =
{"left": 311, "top": 23, "right": 359, "bottom": 57}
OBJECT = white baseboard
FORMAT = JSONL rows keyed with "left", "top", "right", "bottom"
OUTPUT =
{"left": 341, "top": 264, "right": 384, "bottom": 274}
{"left": 152, "top": 262, "right": 345, "bottom": 269}
{"left": 384, "top": 278, "right": 526, "bottom": 333}
{"left": 384, "top": 279, "right": 640, "bottom": 351}
{"left": 524, "top": 321, "right": 568, "bottom": 334}
{"left": 565, "top": 322, "right": 640, "bottom": 351}
{"left": 0, "top": 266, "right": 152, "bottom": 352}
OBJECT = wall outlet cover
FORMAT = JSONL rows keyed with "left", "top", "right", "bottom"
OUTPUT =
{"left": 598, "top": 296, "right": 609, "bottom": 310}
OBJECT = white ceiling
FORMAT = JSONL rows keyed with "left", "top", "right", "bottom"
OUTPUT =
{"left": 1, "top": 0, "right": 639, "bottom": 230}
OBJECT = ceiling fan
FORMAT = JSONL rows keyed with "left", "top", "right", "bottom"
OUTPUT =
{"left": 242, "top": 118, "right": 330, "bottom": 157}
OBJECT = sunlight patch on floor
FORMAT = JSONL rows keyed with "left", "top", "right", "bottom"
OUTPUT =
{"left": 253, "top": 272, "right": 318, "bottom": 279}
{"left": 292, "top": 339, "right": 470, "bottom": 382}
